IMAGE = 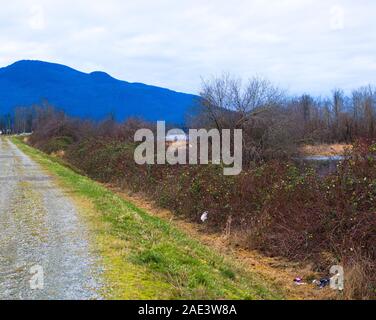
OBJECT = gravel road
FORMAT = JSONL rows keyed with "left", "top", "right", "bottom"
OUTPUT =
{"left": 0, "top": 138, "right": 102, "bottom": 300}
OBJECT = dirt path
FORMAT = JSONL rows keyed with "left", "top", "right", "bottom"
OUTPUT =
{"left": 0, "top": 138, "right": 101, "bottom": 300}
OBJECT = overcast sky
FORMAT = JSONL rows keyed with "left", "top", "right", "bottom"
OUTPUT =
{"left": 1, "top": 0, "right": 375, "bottom": 96}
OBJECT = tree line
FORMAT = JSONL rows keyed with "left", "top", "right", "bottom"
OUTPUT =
{"left": 2, "top": 76, "right": 376, "bottom": 161}
{"left": 190, "top": 75, "right": 376, "bottom": 163}
{"left": 0, "top": 104, "right": 58, "bottom": 134}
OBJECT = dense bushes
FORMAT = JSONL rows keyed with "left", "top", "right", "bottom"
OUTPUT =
{"left": 28, "top": 113, "right": 375, "bottom": 299}
{"left": 66, "top": 138, "right": 375, "bottom": 262}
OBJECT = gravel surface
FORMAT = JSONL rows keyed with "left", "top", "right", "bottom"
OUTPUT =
{"left": 0, "top": 138, "right": 102, "bottom": 300}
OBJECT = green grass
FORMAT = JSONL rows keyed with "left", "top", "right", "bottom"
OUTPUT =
{"left": 12, "top": 137, "right": 284, "bottom": 300}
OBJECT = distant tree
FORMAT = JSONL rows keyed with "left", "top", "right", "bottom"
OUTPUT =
{"left": 197, "top": 74, "right": 289, "bottom": 163}
{"left": 332, "top": 89, "right": 345, "bottom": 139}
{"left": 198, "top": 74, "right": 284, "bottom": 131}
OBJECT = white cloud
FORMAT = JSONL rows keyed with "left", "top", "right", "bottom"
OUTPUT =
{"left": 330, "top": 5, "right": 345, "bottom": 31}
{"left": 0, "top": 0, "right": 375, "bottom": 96}
{"left": 28, "top": 5, "right": 46, "bottom": 30}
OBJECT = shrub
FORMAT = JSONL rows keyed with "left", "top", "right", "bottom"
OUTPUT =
{"left": 42, "top": 136, "right": 74, "bottom": 153}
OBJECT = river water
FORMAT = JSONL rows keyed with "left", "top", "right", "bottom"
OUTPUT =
{"left": 294, "top": 155, "right": 345, "bottom": 176}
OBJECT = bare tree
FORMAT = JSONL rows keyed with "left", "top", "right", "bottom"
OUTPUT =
{"left": 351, "top": 85, "right": 376, "bottom": 138}
{"left": 332, "top": 89, "right": 345, "bottom": 139}
{"left": 197, "top": 74, "right": 288, "bottom": 164}
{"left": 198, "top": 74, "right": 284, "bottom": 129}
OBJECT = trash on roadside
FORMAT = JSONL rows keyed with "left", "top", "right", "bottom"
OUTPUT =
{"left": 313, "top": 277, "right": 330, "bottom": 289}
{"left": 200, "top": 211, "right": 209, "bottom": 223}
{"left": 293, "top": 277, "right": 306, "bottom": 285}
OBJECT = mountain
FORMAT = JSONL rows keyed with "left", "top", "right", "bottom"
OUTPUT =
{"left": 0, "top": 60, "right": 198, "bottom": 124}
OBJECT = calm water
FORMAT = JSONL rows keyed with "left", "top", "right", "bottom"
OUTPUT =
{"left": 294, "top": 155, "right": 345, "bottom": 176}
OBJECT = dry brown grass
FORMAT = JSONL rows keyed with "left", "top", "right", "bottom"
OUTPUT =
{"left": 341, "top": 256, "right": 375, "bottom": 300}
{"left": 299, "top": 144, "right": 352, "bottom": 157}
{"left": 51, "top": 150, "right": 65, "bottom": 158}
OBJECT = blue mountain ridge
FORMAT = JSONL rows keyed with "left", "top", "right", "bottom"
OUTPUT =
{"left": 0, "top": 60, "right": 199, "bottom": 124}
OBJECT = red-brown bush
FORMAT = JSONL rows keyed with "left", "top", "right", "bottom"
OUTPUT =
{"left": 29, "top": 120, "right": 376, "bottom": 299}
